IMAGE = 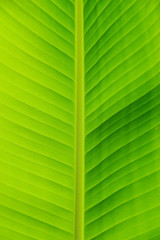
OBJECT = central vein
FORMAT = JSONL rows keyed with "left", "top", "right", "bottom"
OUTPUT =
{"left": 75, "top": 0, "right": 84, "bottom": 239}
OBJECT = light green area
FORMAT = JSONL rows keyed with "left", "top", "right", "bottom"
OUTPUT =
{"left": 0, "top": 0, "right": 75, "bottom": 239}
{"left": 0, "top": 0, "right": 160, "bottom": 240}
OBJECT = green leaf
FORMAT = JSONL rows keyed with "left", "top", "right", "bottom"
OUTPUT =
{"left": 0, "top": 0, "right": 160, "bottom": 240}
